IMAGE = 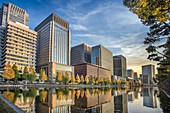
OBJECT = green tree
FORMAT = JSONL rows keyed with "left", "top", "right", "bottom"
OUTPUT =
{"left": 12, "top": 64, "right": 20, "bottom": 83}
{"left": 123, "top": 0, "right": 170, "bottom": 82}
{"left": 27, "top": 66, "right": 37, "bottom": 83}
{"left": 2, "top": 62, "right": 15, "bottom": 80}
{"left": 62, "top": 72, "right": 69, "bottom": 84}
{"left": 22, "top": 66, "right": 29, "bottom": 80}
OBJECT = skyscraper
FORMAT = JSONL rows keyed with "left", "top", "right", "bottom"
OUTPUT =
{"left": 35, "top": 13, "right": 73, "bottom": 81}
{"left": 127, "top": 69, "right": 134, "bottom": 79}
{"left": 71, "top": 43, "right": 91, "bottom": 65}
{"left": 91, "top": 45, "right": 113, "bottom": 75}
{"left": 0, "top": 3, "right": 37, "bottom": 80}
{"left": 113, "top": 55, "right": 127, "bottom": 78}
{"left": 142, "top": 64, "right": 155, "bottom": 84}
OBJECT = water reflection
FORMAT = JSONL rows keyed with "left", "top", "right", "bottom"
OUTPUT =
{"left": 0, "top": 87, "right": 169, "bottom": 113}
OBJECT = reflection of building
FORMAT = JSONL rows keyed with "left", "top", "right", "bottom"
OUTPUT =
{"left": 128, "top": 92, "right": 135, "bottom": 102}
{"left": 74, "top": 62, "right": 111, "bottom": 80}
{"left": 71, "top": 89, "right": 114, "bottom": 113}
{"left": 113, "top": 55, "right": 127, "bottom": 78}
{"left": 143, "top": 88, "right": 157, "bottom": 108}
{"left": 142, "top": 64, "right": 155, "bottom": 84}
{"left": 114, "top": 94, "right": 128, "bottom": 113}
{"left": 0, "top": 3, "right": 37, "bottom": 77}
{"left": 127, "top": 69, "right": 134, "bottom": 79}
{"left": 91, "top": 45, "right": 113, "bottom": 75}
{"left": 15, "top": 94, "right": 36, "bottom": 113}
{"left": 71, "top": 43, "right": 91, "bottom": 65}
{"left": 36, "top": 88, "right": 73, "bottom": 113}
{"left": 35, "top": 13, "right": 73, "bottom": 81}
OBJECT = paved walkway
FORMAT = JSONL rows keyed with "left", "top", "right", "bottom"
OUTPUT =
{"left": 0, "top": 94, "right": 25, "bottom": 113}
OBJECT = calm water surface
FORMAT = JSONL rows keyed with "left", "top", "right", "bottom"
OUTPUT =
{"left": 0, "top": 87, "right": 169, "bottom": 113}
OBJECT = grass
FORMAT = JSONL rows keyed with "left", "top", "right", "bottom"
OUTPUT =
{"left": 0, "top": 98, "right": 16, "bottom": 113}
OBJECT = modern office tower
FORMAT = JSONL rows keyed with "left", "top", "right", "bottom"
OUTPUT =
{"left": 35, "top": 13, "right": 73, "bottom": 81}
{"left": 0, "top": 3, "right": 29, "bottom": 27}
{"left": 127, "top": 69, "right": 134, "bottom": 79}
{"left": 113, "top": 55, "right": 127, "bottom": 78}
{"left": 0, "top": 3, "right": 37, "bottom": 79}
{"left": 71, "top": 43, "right": 91, "bottom": 65}
{"left": 134, "top": 72, "right": 138, "bottom": 80}
{"left": 142, "top": 64, "right": 155, "bottom": 84}
{"left": 91, "top": 45, "right": 113, "bottom": 75}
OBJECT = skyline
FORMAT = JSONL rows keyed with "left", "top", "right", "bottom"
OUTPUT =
{"left": 0, "top": 0, "right": 158, "bottom": 74}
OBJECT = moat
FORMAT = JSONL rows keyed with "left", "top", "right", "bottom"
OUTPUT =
{"left": 0, "top": 87, "right": 169, "bottom": 113}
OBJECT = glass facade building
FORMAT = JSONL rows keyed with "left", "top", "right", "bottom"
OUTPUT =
{"left": 91, "top": 45, "right": 113, "bottom": 75}
{"left": 35, "top": 13, "right": 73, "bottom": 81}
{"left": 71, "top": 43, "right": 91, "bottom": 65}
{"left": 113, "top": 55, "right": 127, "bottom": 78}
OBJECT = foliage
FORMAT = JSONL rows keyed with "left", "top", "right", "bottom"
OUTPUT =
{"left": 40, "top": 90, "right": 47, "bottom": 102}
{"left": 71, "top": 73, "right": 75, "bottom": 83}
{"left": 39, "top": 69, "right": 47, "bottom": 81}
{"left": 123, "top": 0, "right": 170, "bottom": 82}
{"left": 12, "top": 64, "right": 20, "bottom": 82}
{"left": 56, "top": 72, "right": 62, "bottom": 83}
{"left": 22, "top": 66, "right": 29, "bottom": 80}
{"left": 2, "top": 62, "right": 15, "bottom": 80}
{"left": 85, "top": 75, "right": 89, "bottom": 84}
{"left": 76, "top": 74, "right": 80, "bottom": 83}
{"left": 27, "top": 74, "right": 37, "bottom": 82}
{"left": 2, "top": 91, "right": 14, "bottom": 102}
{"left": 62, "top": 72, "right": 69, "bottom": 84}
{"left": 94, "top": 77, "right": 99, "bottom": 85}
{"left": 99, "top": 77, "right": 104, "bottom": 85}
{"left": 80, "top": 75, "right": 84, "bottom": 83}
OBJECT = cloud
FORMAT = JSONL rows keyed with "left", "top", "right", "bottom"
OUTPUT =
{"left": 70, "top": 24, "right": 87, "bottom": 31}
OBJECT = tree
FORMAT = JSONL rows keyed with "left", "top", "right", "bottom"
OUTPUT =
{"left": 22, "top": 66, "right": 29, "bottom": 80}
{"left": 12, "top": 64, "right": 20, "bottom": 83}
{"left": 40, "top": 90, "right": 47, "bottom": 103}
{"left": 56, "top": 72, "right": 62, "bottom": 83}
{"left": 2, "top": 62, "right": 15, "bottom": 80}
{"left": 62, "top": 72, "right": 69, "bottom": 84}
{"left": 94, "top": 77, "right": 99, "bottom": 85}
{"left": 27, "top": 66, "right": 37, "bottom": 83}
{"left": 80, "top": 75, "right": 84, "bottom": 84}
{"left": 39, "top": 69, "right": 47, "bottom": 81}
{"left": 76, "top": 74, "right": 80, "bottom": 83}
{"left": 85, "top": 75, "right": 89, "bottom": 84}
{"left": 123, "top": 0, "right": 170, "bottom": 82}
{"left": 71, "top": 73, "right": 75, "bottom": 83}
{"left": 99, "top": 77, "right": 104, "bottom": 85}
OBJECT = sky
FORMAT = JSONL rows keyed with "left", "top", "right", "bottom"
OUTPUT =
{"left": 1, "top": 0, "right": 158, "bottom": 74}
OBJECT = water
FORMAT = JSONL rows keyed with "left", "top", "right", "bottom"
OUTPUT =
{"left": 0, "top": 87, "right": 169, "bottom": 113}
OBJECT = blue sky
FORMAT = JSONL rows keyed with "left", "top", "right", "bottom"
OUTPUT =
{"left": 1, "top": 0, "right": 157, "bottom": 74}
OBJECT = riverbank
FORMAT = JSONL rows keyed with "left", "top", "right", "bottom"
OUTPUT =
{"left": 0, "top": 97, "right": 16, "bottom": 113}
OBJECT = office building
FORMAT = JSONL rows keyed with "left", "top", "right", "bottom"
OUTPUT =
{"left": 134, "top": 72, "right": 138, "bottom": 80}
{"left": 0, "top": 3, "right": 28, "bottom": 27}
{"left": 71, "top": 43, "right": 91, "bottom": 65}
{"left": 91, "top": 45, "right": 113, "bottom": 75}
{"left": 142, "top": 64, "right": 155, "bottom": 84}
{"left": 74, "top": 62, "right": 111, "bottom": 80}
{"left": 113, "top": 55, "right": 127, "bottom": 78}
{"left": 0, "top": 3, "right": 37, "bottom": 79}
{"left": 35, "top": 13, "right": 73, "bottom": 81}
{"left": 127, "top": 69, "right": 134, "bottom": 79}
